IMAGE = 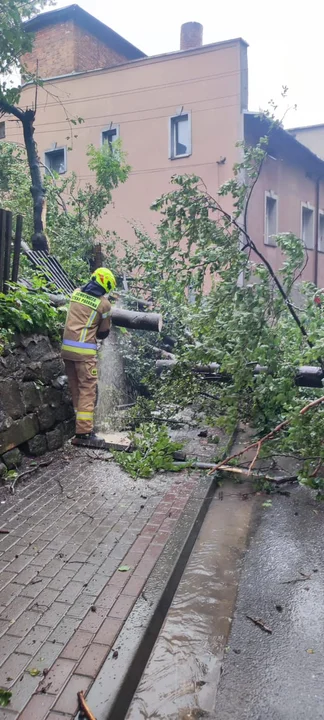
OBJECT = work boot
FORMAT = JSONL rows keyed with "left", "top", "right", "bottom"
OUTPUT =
{"left": 71, "top": 432, "right": 107, "bottom": 449}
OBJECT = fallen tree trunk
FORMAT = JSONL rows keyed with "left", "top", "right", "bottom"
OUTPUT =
{"left": 173, "top": 460, "right": 298, "bottom": 484}
{"left": 156, "top": 359, "right": 324, "bottom": 388}
{"left": 111, "top": 308, "right": 162, "bottom": 332}
{"left": 47, "top": 296, "right": 163, "bottom": 332}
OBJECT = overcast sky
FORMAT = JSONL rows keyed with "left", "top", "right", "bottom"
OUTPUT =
{"left": 53, "top": 0, "right": 323, "bottom": 129}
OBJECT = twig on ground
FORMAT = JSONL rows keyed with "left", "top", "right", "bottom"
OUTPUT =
{"left": 9, "top": 459, "right": 53, "bottom": 494}
{"left": 281, "top": 571, "right": 312, "bottom": 585}
{"left": 208, "top": 395, "right": 324, "bottom": 476}
{"left": 77, "top": 690, "right": 96, "bottom": 720}
{"left": 54, "top": 476, "right": 64, "bottom": 493}
{"left": 0, "top": 529, "right": 10, "bottom": 534}
{"left": 310, "top": 458, "right": 323, "bottom": 478}
{"left": 246, "top": 615, "right": 272, "bottom": 634}
{"left": 86, "top": 452, "right": 113, "bottom": 462}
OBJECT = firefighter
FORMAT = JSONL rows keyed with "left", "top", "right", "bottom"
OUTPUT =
{"left": 62, "top": 267, "right": 116, "bottom": 446}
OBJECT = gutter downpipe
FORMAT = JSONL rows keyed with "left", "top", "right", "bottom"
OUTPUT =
{"left": 314, "top": 176, "right": 320, "bottom": 287}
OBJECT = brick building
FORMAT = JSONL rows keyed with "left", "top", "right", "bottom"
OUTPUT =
{"left": 3, "top": 4, "right": 324, "bottom": 287}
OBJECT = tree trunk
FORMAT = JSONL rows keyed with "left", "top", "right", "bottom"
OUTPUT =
{"left": 156, "top": 359, "right": 324, "bottom": 388}
{"left": 111, "top": 308, "right": 163, "bottom": 332}
{"left": 22, "top": 110, "right": 49, "bottom": 253}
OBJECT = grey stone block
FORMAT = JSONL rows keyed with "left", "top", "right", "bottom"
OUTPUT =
{"left": 46, "top": 425, "right": 63, "bottom": 451}
{"left": 0, "top": 415, "right": 39, "bottom": 455}
{"left": 0, "top": 353, "right": 19, "bottom": 378}
{"left": 37, "top": 405, "right": 56, "bottom": 431}
{"left": 0, "top": 378, "right": 25, "bottom": 419}
{"left": 0, "top": 410, "right": 12, "bottom": 434}
{"left": 21, "top": 382, "right": 41, "bottom": 413}
{"left": 21, "top": 335, "right": 55, "bottom": 362}
{"left": 22, "top": 362, "right": 42, "bottom": 382}
{"left": 62, "top": 418, "right": 75, "bottom": 441}
{"left": 24, "top": 434, "right": 47, "bottom": 457}
{"left": 2, "top": 448, "right": 22, "bottom": 469}
{"left": 55, "top": 402, "right": 74, "bottom": 422}
{"left": 52, "top": 375, "right": 68, "bottom": 390}
{"left": 41, "top": 387, "right": 61, "bottom": 408}
{"left": 41, "top": 358, "right": 65, "bottom": 385}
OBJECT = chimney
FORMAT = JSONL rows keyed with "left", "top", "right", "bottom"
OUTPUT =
{"left": 180, "top": 22, "right": 203, "bottom": 51}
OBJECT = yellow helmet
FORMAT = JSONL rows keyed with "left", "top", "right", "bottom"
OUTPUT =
{"left": 91, "top": 267, "right": 116, "bottom": 293}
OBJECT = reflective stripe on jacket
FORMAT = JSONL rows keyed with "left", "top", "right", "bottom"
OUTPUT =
{"left": 61, "top": 289, "right": 111, "bottom": 362}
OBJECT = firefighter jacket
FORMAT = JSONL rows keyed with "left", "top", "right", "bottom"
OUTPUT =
{"left": 62, "top": 286, "right": 111, "bottom": 362}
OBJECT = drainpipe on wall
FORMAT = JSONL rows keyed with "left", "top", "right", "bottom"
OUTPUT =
{"left": 314, "top": 177, "right": 320, "bottom": 287}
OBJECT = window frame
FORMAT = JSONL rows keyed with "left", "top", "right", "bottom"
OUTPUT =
{"left": 264, "top": 191, "right": 278, "bottom": 246}
{"left": 0, "top": 122, "right": 5, "bottom": 140}
{"left": 301, "top": 202, "right": 315, "bottom": 250}
{"left": 44, "top": 146, "right": 67, "bottom": 175}
{"left": 169, "top": 112, "right": 192, "bottom": 160}
{"left": 101, "top": 124, "right": 120, "bottom": 148}
{"left": 318, "top": 210, "right": 324, "bottom": 253}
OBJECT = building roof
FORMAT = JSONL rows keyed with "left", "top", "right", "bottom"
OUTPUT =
{"left": 244, "top": 112, "right": 324, "bottom": 178}
{"left": 289, "top": 123, "right": 324, "bottom": 134}
{"left": 23, "top": 4, "right": 146, "bottom": 61}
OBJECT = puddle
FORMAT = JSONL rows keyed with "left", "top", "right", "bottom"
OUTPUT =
{"left": 127, "top": 484, "right": 255, "bottom": 719}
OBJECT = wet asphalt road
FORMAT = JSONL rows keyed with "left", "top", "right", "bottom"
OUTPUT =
{"left": 214, "top": 485, "right": 324, "bottom": 720}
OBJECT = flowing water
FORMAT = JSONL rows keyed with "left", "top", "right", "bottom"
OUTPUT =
{"left": 126, "top": 483, "right": 255, "bottom": 719}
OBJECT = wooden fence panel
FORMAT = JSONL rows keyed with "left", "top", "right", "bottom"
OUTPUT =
{"left": 0, "top": 209, "right": 23, "bottom": 292}
{"left": 12, "top": 214, "right": 23, "bottom": 283}
{"left": 4, "top": 211, "right": 12, "bottom": 294}
{"left": 0, "top": 208, "right": 6, "bottom": 293}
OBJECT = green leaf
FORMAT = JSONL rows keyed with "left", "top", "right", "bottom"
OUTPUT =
{"left": 26, "top": 668, "right": 41, "bottom": 677}
{"left": 118, "top": 565, "right": 131, "bottom": 573}
{"left": 0, "top": 689, "right": 12, "bottom": 707}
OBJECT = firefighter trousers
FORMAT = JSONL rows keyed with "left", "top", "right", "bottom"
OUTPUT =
{"left": 64, "top": 358, "right": 98, "bottom": 434}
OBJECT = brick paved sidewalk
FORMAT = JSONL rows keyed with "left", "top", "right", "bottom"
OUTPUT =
{"left": 0, "top": 448, "right": 200, "bottom": 719}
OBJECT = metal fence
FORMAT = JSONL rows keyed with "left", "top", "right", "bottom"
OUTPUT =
{"left": 0, "top": 208, "right": 23, "bottom": 293}
{"left": 22, "top": 244, "right": 76, "bottom": 296}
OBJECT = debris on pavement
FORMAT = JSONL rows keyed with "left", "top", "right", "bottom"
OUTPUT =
{"left": 246, "top": 615, "right": 272, "bottom": 634}
{"left": 9, "top": 458, "right": 53, "bottom": 494}
{"left": 0, "top": 689, "right": 12, "bottom": 707}
{"left": 78, "top": 689, "right": 96, "bottom": 720}
{"left": 281, "top": 570, "right": 312, "bottom": 584}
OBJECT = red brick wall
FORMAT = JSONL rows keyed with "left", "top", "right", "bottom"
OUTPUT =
{"left": 74, "top": 25, "right": 127, "bottom": 73}
{"left": 22, "top": 20, "right": 128, "bottom": 79}
{"left": 22, "top": 21, "right": 77, "bottom": 78}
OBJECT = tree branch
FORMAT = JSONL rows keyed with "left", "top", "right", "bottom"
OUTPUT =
{"left": 0, "top": 98, "right": 24, "bottom": 122}
{"left": 207, "top": 394, "right": 324, "bottom": 475}
{"left": 206, "top": 190, "right": 313, "bottom": 350}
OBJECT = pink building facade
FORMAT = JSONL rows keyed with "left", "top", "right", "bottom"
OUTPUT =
{"left": 2, "top": 4, "right": 324, "bottom": 287}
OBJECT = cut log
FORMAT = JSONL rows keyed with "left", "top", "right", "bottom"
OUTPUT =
{"left": 156, "top": 359, "right": 324, "bottom": 388}
{"left": 111, "top": 308, "right": 162, "bottom": 332}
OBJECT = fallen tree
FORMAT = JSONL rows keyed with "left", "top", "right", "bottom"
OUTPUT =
{"left": 155, "top": 359, "right": 324, "bottom": 388}
{"left": 115, "top": 108, "right": 324, "bottom": 491}
{"left": 207, "top": 394, "right": 324, "bottom": 477}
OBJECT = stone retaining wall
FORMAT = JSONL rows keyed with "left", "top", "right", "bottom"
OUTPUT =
{"left": 0, "top": 334, "right": 75, "bottom": 475}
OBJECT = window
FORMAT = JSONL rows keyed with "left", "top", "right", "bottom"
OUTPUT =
{"left": 101, "top": 125, "right": 119, "bottom": 148}
{"left": 301, "top": 204, "right": 314, "bottom": 250}
{"left": 264, "top": 192, "right": 278, "bottom": 245}
{"left": 0, "top": 122, "right": 5, "bottom": 140}
{"left": 169, "top": 113, "right": 191, "bottom": 159}
{"left": 44, "top": 147, "right": 66, "bottom": 175}
{"left": 319, "top": 212, "right": 324, "bottom": 253}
